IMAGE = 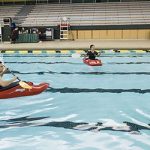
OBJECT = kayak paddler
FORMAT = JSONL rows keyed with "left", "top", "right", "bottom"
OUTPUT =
{"left": 0, "top": 61, "right": 18, "bottom": 89}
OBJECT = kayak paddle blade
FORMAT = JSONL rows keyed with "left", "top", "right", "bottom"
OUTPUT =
{"left": 71, "top": 53, "right": 81, "bottom": 58}
{"left": 19, "top": 81, "right": 32, "bottom": 89}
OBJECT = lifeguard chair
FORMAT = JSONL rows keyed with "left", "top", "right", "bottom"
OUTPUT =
{"left": 59, "top": 17, "right": 74, "bottom": 40}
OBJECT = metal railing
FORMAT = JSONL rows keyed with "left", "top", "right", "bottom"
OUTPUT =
{"left": 1, "top": 0, "right": 150, "bottom": 5}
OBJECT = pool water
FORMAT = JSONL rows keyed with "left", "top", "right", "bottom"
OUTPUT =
{"left": 0, "top": 53, "right": 150, "bottom": 150}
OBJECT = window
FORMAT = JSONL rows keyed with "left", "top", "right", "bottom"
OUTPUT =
{"left": 84, "top": 0, "right": 95, "bottom": 3}
{"left": 60, "top": 0, "right": 71, "bottom": 3}
{"left": 72, "top": 0, "right": 83, "bottom": 3}
{"left": 96, "top": 0, "right": 108, "bottom": 3}
{"left": 109, "top": 0, "right": 120, "bottom": 1}
{"left": 48, "top": 0, "right": 59, "bottom": 3}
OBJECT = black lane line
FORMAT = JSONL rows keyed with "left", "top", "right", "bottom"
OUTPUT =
{"left": 4, "top": 61, "right": 150, "bottom": 64}
{"left": 46, "top": 87, "right": 150, "bottom": 94}
{"left": 10, "top": 71, "right": 150, "bottom": 75}
{"left": 5, "top": 61, "right": 79, "bottom": 64}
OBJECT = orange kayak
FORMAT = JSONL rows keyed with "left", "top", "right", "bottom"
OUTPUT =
{"left": 83, "top": 58, "right": 102, "bottom": 66}
{"left": 0, "top": 82, "right": 49, "bottom": 99}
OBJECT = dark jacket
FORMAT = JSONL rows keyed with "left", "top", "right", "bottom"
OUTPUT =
{"left": 87, "top": 51, "right": 98, "bottom": 60}
{"left": 11, "top": 29, "right": 19, "bottom": 41}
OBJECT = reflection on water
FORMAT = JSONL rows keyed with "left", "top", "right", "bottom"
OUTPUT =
{"left": 0, "top": 116, "right": 150, "bottom": 134}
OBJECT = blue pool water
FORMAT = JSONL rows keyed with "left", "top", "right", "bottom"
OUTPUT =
{"left": 0, "top": 53, "right": 150, "bottom": 150}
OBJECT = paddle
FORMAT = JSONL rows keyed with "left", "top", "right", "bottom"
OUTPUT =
{"left": 71, "top": 50, "right": 102, "bottom": 58}
{"left": 0, "top": 54, "right": 32, "bottom": 89}
{"left": 9, "top": 70, "right": 32, "bottom": 89}
{"left": 71, "top": 53, "right": 81, "bottom": 58}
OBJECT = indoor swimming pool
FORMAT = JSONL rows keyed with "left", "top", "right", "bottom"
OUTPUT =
{"left": 0, "top": 52, "right": 150, "bottom": 150}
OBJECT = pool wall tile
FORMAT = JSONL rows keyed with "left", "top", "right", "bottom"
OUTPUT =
{"left": 0, "top": 49, "right": 149, "bottom": 54}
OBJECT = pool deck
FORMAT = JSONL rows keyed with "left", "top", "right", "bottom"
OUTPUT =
{"left": 0, "top": 39, "right": 150, "bottom": 50}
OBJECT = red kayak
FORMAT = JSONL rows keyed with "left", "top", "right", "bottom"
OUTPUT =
{"left": 0, "top": 82, "right": 49, "bottom": 99}
{"left": 83, "top": 58, "right": 102, "bottom": 66}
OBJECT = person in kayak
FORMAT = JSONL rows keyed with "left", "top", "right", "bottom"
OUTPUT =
{"left": 86, "top": 45, "right": 100, "bottom": 60}
{"left": 0, "top": 61, "right": 18, "bottom": 89}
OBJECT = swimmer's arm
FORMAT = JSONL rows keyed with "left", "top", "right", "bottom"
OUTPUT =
{"left": 97, "top": 51, "right": 102, "bottom": 56}
{"left": 0, "top": 67, "right": 9, "bottom": 77}
{"left": 82, "top": 51, "right": 89, "bottom": 58}
{"left": 3, "top": 67, "right": 9, "bottom": 73}
{"left": 82, "top": 54, "right": 87, "bottom": 57}
{"left": 0, "top": 76, "right": 17, "bottom": 87}
{"left": 97, "top": 53, "right": 100, "bottom": 56}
